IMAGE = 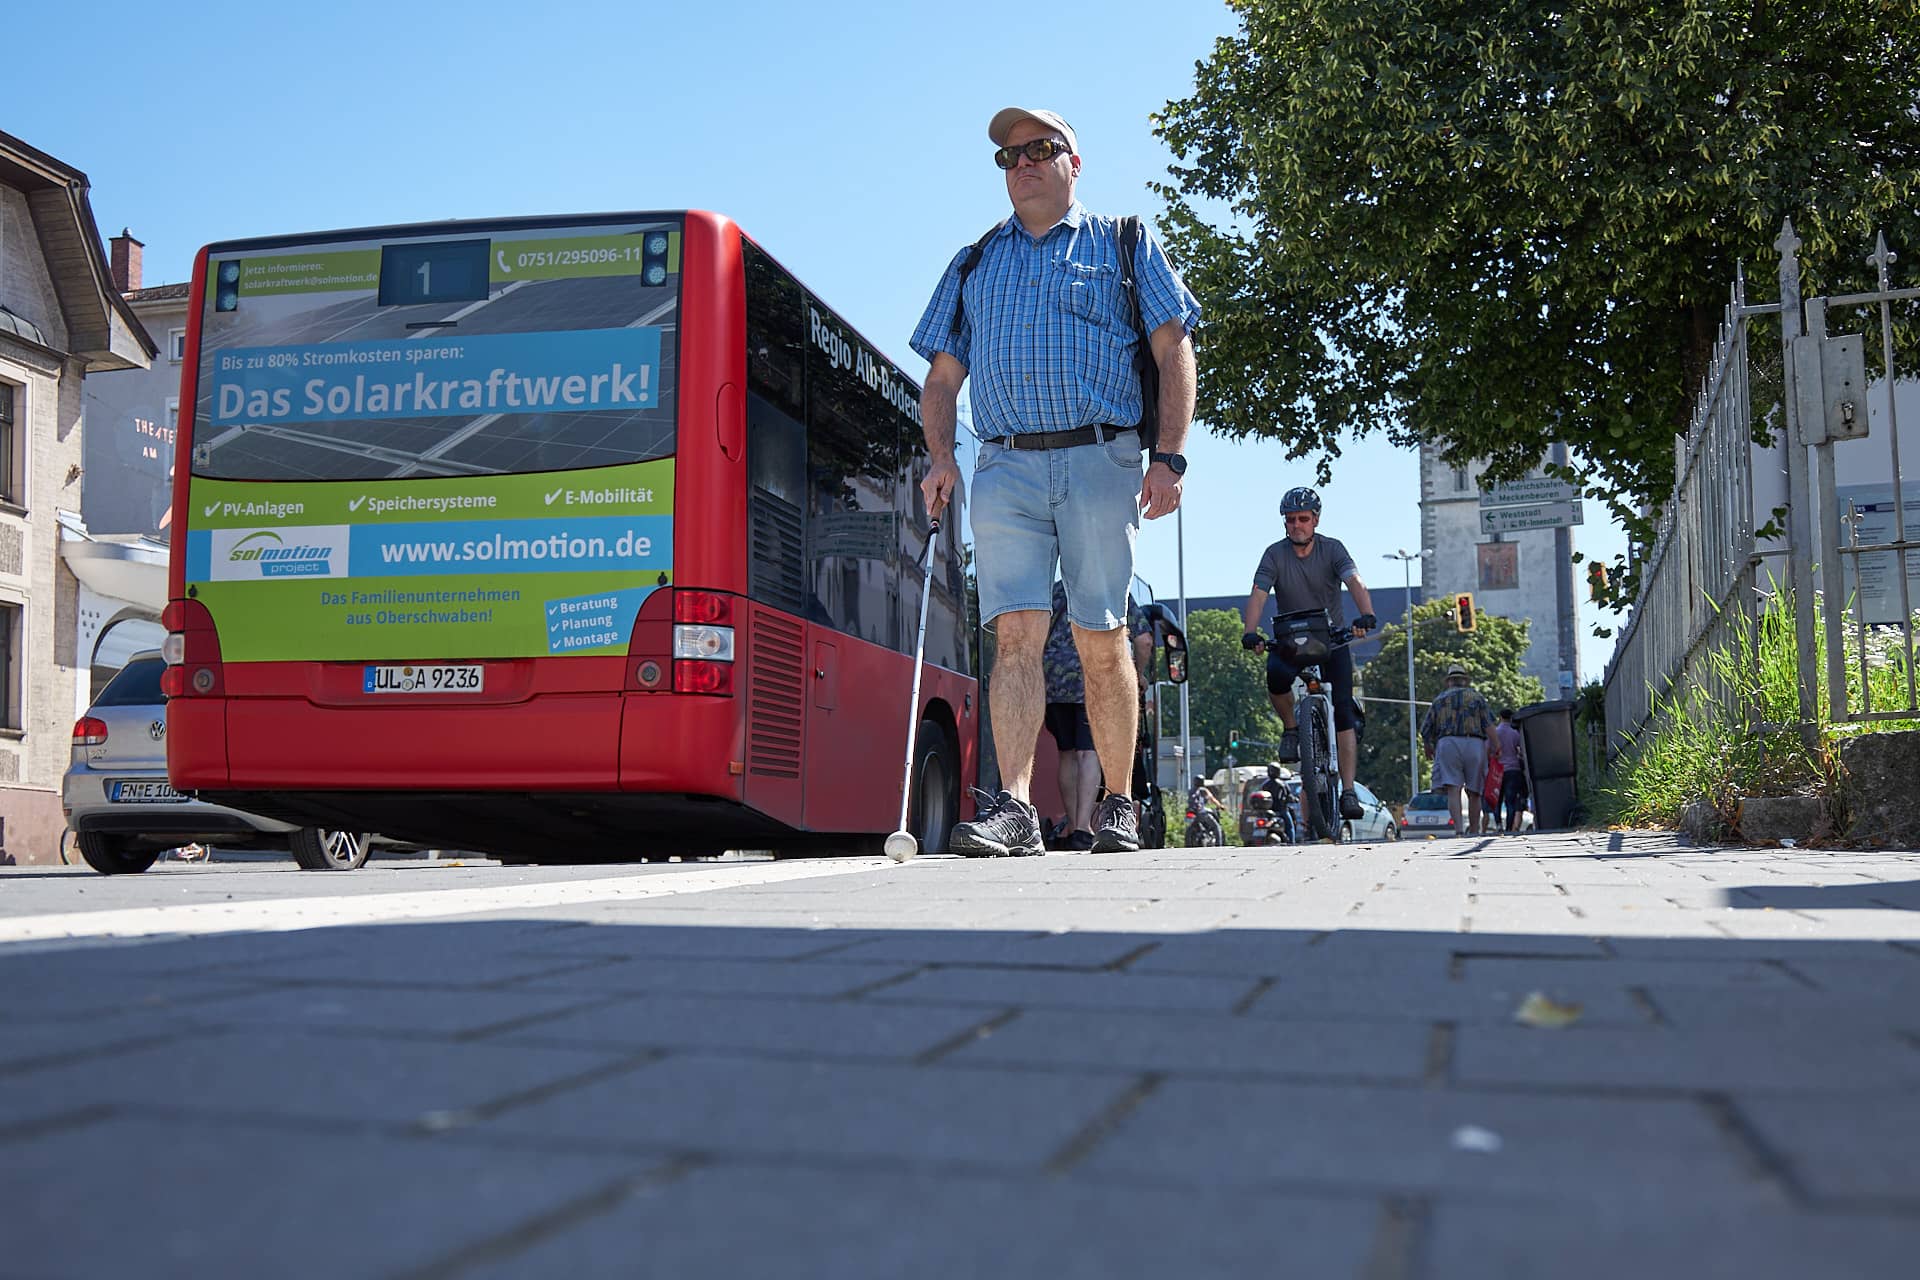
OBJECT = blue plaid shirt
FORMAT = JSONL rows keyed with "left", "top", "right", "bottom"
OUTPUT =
{"left": 910, "top": 203, "right": 1202, "bottom": 436}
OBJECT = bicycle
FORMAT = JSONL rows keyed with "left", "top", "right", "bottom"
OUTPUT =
{"left": 1256, "top": 609, "right": 1354, "bottom": 844}
{"left": 1184, "top": 793, "right": 1225, "bottom": 846}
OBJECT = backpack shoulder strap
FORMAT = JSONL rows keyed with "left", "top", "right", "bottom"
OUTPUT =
{"left": 1115, "top": 215, "right": 1147, "bottom": 340}
{"left": 947, "top": 220, "right": 1009, "bottom": 336}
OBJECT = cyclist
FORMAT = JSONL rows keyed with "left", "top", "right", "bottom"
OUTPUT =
{"left": 1257, "top": 761, "right": 1297, "bottom": 842}
{"left": 1241, "top": 486, "right": 1378, "bottom": 822}
{"left": 1186, "top": 774, "right": 1225, "bottom": 844}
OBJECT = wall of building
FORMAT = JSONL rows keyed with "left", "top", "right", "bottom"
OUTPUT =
{"left": 81, "top": 297, "right": 184, "bottom": 538}
{"left": 1418, "top": 445, "right": 1579, "bottom": 694}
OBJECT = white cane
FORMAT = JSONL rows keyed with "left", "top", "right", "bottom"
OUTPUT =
{"left": 884, "top": 517, "right": 941, "bottom": 863}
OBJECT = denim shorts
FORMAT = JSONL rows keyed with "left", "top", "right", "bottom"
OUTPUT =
{"left": 971, "top": 429, "right": 1142, "bottom": 630}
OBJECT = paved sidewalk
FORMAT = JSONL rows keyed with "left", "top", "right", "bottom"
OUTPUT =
{"left": 4, "top": 831, "right": 1918, "bottom": 1277}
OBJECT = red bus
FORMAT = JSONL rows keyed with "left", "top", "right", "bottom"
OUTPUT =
{"left": 164, "top": 211, "right": 977, "bottom": 862}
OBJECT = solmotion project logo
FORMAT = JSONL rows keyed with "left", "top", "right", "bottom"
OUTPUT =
{"left": 226, "top": 529, "right": 335, "bottom": 577}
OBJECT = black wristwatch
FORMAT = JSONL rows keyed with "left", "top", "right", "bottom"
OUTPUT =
{"left": 1150, "top": 451, "right": 1188, "bottom": 475}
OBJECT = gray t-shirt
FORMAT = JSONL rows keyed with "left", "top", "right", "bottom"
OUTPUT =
{"left": 1253, "top": 534, "right": 1358, "bottom": 624}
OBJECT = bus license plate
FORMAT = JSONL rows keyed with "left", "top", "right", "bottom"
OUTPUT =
{"left": 363, "top": 664, "right": 485, "bottom": 694}
{"left": 111, "top": 779, "right": 189, "bottom": 803}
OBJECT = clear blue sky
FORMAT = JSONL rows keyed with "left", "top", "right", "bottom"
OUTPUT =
{"left": 12, "top": 0, "right": 1624, "bottom": 676}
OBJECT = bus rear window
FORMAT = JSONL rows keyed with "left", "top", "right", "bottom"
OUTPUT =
{"left": 191, "top": 217, "right": 682, "bottom": 481}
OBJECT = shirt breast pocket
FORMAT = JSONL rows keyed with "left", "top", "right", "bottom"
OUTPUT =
{"left": 1054, "top": 260, "right": 1117, "bottom": 326}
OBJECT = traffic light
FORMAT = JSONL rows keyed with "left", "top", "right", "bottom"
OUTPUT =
{"left": 1454, "top": 593, "right": 1476, "bottom": 632}
{"left": 1230, "top": 729, "right": 1241, "bottom": 749}
{"left": 1587, "top": 562, "right": 1610, "bottom": 601}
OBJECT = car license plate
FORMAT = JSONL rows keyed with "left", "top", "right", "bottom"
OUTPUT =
{"left": 111, "top": 779, "right": 189, "bottom": 803}
{"left": 363, "top": 664, "right": 484, "bottom": 694}
{"left": 1408, "top": 814, "right": 1447, "bottom": 826}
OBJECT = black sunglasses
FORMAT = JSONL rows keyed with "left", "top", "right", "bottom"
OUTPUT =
{"left": 994, "top": 138, "right": 1072, "bottom": 170}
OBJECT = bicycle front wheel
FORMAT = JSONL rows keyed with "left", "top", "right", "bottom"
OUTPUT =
{"left": 1298, "top": 700, "right": 1337, "bottom": 842}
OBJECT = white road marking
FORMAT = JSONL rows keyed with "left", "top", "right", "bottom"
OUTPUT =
{"left": 0, "top": 859, "right": 889, "bottom": 949}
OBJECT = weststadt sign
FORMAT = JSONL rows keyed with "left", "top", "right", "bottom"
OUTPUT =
{"left": 210, "top": 328, "right": 662, "bottom": 427}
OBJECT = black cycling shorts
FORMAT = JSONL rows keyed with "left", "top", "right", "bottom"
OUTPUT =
{"left": 1267, "top": 645, "right": 1358, "bottom": 732}
{"left": 1043, "top": 702, "right": 1096, "bottom": 753}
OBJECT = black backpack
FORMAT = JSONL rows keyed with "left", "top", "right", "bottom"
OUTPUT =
{"left": 945, "top": 216, "right": 1161, "bottom": 453}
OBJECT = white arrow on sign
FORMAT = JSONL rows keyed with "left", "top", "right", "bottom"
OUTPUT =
{"left": 1480, "top": 500, "right": 1584, "bottom": 533}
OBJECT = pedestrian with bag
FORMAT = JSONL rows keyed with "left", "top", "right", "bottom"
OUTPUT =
{"left": 1489, "top": 706, "right": 1528, "bottom": 833}
{"left": 911, "top": 107, "right": 1201, "bottom": 857}
{"left": 1420, "top": 663, "right": 1495, "bottom": 837}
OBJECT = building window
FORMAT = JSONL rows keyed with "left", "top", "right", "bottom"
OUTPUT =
{"left": 0, "top": 382, "right": 16, "bottom": 506}
{"left": 1452, "top": 467, "right": 1468, "bottom": 492}
{"left": 168, "top": 328, "right": 187, "bottom": 363}
{"left": 0, "top": 601, "right": 20, "bottom": 731}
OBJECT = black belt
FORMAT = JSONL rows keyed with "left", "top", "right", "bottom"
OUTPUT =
{"left": 989, "top": 426, "right": 1137, "bottom": 451}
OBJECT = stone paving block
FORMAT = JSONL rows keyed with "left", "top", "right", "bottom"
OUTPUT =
{"left": 176, "top": 985, "right": 598, "bottom": 1037}
{"left": 476, "top": 1052, "right": 1127, "bottom": 1167}
{"left": 1, "top": 976, "right": 273, "bottom": 1023}
{"left": 3, "top": 1028, "right": 623, "bottom": 1128}
{"left": 1647, "top": 984, "right": 1920, "bottom": 1035}
{"left": 0, "top": 1014, "right": 186, "bottom": 1074}
{"left": 1244, "top": 976, "right": 1645, "bottom": 1025}
{"left": 505, "top": 956, "right": 920, "bottom": 999}
{"left": 1453, "top": 1024, "right": 1920, "bottom": 1091}
{"left": 455, "top": 1164, "right": 1380, "bottom": 1280}
{"left": 1083, "top": 1078, "right": 1770, "bottom": 1203}
{"left": 1737, "top": 1094, "right": 1920, "bottom": 1202}
{"left": 1424, "top": 1199, "right": 1920, "bottom": 1279}
{"left": 1461, "top": 956, "right": 1800, "bottom": 990}
{"left": 0, "top": 1113, "right": 647, "bottom": 1279}
{"left": 866, "top": 967, "right": 1255, "bottom": 1013}
{"left": 1602, "top": 936, "right": 1908, "bottom": 962}
{"left": 820, "top": 930, "right": 1152, "bottom": 970}
{"left": 515, "top": 926, "right": 870, "bottom": 961}
{"left": 949, "top": 1007, "right": 1430, "bottom": 1082}
{"left": 501, "top": 992, "right": 994, "bottom": 1061}
{"left": 1774, "top": 956, "right": 1920, "bottom": 994}
{"left": 1123, "top": 933, "right": 1340, "bottom": 977}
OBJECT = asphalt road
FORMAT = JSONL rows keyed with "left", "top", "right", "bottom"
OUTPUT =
{"left": 5, "top": 832, "right": 1918, "bottom": 1278}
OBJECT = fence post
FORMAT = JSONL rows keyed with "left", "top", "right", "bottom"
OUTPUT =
{"left": 1774, "top": 219, "right": 1823, "bottom": 751}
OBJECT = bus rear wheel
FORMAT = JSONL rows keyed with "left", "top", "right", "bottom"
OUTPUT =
{"left": 290, "top": 828, "right": 371, "bottom": 871}
{"left": 909, "top": 718, "right": 957, "bottom": 855}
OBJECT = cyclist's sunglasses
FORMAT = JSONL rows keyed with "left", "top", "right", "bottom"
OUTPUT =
{"left": 994, "top": 138, "right": 1072, "bottom": 170}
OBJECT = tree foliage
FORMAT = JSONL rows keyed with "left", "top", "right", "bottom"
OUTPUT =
{"left": 1357, "top": 600, "right": 1546, "bottom": 804}
{"left": 1156, "top": 0, "right": 1920, "bottom": 605}
{"left": 1182, "top": 609, "right": 1285, "bottom": 771}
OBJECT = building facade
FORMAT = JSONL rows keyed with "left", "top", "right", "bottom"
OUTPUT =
{"left": 1418, "top": 441, "right": 1580, "bottom": 694}
{"left": 0, "top": 131, "right": 156, "bottom": 864}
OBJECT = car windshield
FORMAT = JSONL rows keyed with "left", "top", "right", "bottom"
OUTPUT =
{"left": 1407, "top": 793, "right": 1450, "bottom": 810}
{"left": 92, "top": 658, "right": 165, "bottom": 708}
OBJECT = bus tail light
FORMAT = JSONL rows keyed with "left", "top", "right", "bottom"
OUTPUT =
{"left": 674, "top": 591, "right": 733, "bottom": 626}
{"left": 674, "top": 660, "right": 734, "bottom": 696}
{"left": 160, "top": 598, "right": 224, "bottom": 698}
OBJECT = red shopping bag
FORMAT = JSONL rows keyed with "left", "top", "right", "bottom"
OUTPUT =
{"left": 1482, "top": 757, "right": 1504, "bottom": 809}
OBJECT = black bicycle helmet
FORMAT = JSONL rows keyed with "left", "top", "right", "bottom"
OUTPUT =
{"left": 1280, "top": 486, "right": 1322, "bottom": 515}
{"left": 1192, "top": 775, "right": 1207, "bottom": 789}
{"left": 1266, "top": 762, "right": 1283, "bottom": 779}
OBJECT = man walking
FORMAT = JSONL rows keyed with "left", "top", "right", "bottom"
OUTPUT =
{"left": 1240, "top": 487, "right": 1378, "bottom": 822}
{"left": 1420, "top": 663, "right": 1494, "bottom": 836}
{"left": 912, "top": 107, "right": 1201, "bottom": 857}
{"left": 1490, "top": 706, "right": 1528, "bottom": 832}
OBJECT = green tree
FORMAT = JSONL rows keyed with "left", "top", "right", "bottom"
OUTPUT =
{"left": 1156, "top": 1, "right": 1920, "bottom": 606}
{"left": 1183, "top": 609, "right": 1285, "bottom": 772}
{"left": 1357, "top": 600, "right": 1546, "bottom": 804}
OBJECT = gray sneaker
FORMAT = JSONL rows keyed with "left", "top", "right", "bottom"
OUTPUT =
{"left": 1090, "top": 793, "right": 1140, "bottom": 853}
{"left": 1277, "top": 728, "right": 1300, "bottom": 762}
{"left": 949, "top": 789, "right": 1046, "bottom": 858}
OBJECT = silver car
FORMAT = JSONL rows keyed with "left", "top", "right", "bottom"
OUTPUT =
{"left": 63, "top": 651, "right": 378, "bottom": 874}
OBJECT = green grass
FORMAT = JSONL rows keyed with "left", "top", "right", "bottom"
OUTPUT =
{"left": 1597, "top": 583, "right": 1919, "bottom": 831}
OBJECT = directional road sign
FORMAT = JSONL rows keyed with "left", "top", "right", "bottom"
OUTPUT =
{"left": 1480, "top": 500, "right": 1584, "bottom": 534}
{"left": 1478, "top": 477, "right": 1580, "bottom": 508}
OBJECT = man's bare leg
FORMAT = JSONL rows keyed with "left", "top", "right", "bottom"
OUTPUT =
{"left": 1075, "top": 623, "right": 1139, "bottom": 798}
{"left": 987, "top": 610, "right": 1049, "bottom": 804}
{"left": 1337, "top": 727, "right": 1357, "bottom": 788}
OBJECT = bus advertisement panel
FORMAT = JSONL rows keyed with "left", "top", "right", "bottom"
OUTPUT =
{"left": 184, "top": 217, "right": 681, "bottom": 664}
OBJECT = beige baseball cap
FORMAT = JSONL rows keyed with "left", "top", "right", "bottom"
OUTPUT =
{"left": 989, "top": 107, "right": 1078, "bottom": 155}
{"left": 1444, "top": 663, "right": 1470, "bottom": 679}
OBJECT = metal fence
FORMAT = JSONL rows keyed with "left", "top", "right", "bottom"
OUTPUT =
{"left": 1604, "top": 221, "right": 1920, "bottom": 755}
